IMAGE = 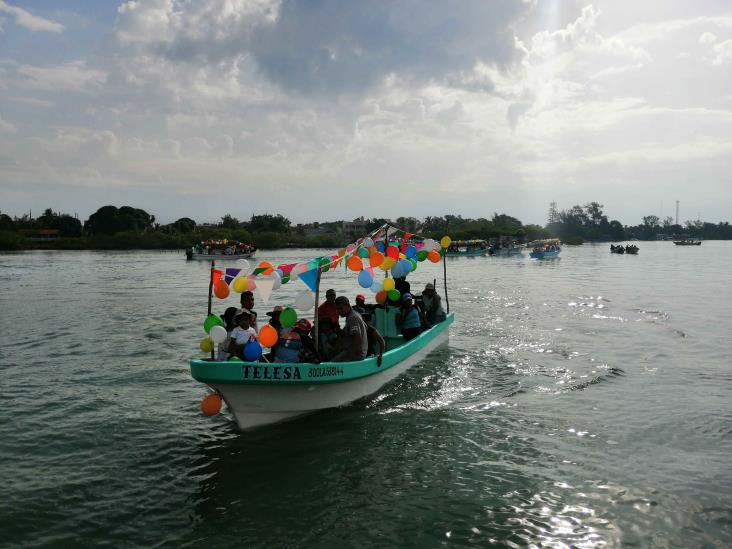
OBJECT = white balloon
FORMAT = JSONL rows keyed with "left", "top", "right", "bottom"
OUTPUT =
{"left": 270, "top": 271, "right": 282, "bottom": 291}
{"left": 294, "top": 290, "right": 315, "bottom": 311}
{"left": 236, "top": 259, "right": 250, "bottom": 274}
{"left": 209, "top": 325, "right": 228, "bottom": 344}
{"left": 363, "top": 237, "right": 374, "bottom": 248}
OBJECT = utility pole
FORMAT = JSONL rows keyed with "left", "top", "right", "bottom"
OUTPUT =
{"left": 675, "top": 200, "right": 679, "bottom": 226}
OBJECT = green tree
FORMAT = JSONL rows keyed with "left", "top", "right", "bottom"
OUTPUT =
{"left": 248, "top": 214, "right": 291, "bottom": 233}
{"left": 85, "top": 205, "right": 154, "bottom": 235}
{"left": 172, "top": 217, "right": 196, "bottom": 233}
{"left": 220, "top": 214, "right": 241, "bottom": 230}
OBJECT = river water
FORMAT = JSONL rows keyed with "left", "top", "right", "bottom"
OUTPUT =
{"left": 1, "top": 243, "right": 730, "bottom": 547}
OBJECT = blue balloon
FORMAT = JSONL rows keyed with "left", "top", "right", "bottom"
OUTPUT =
{"left": 244, "top": 341, "right": 263, "bottom": 361}
{"left": 391, "top": 262, "right": 403, "bottom": 278}
{"left": 399, "top": 259, "right": 412, "bottom": 275}
{"left": 406, "top": 245, "right": 417, "bottom": 259}
{"left": 376, "top": 241, "right": 385, "bottom": 253}
{"left": 358, "top": 269, "right": 373, "bottom": 288}
{"left": 370, "top": 279, "right": 381, "bottom": 293}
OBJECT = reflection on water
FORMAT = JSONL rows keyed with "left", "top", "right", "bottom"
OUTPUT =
{"left": 1, "top": 243, "right": 731, "bottom": 546}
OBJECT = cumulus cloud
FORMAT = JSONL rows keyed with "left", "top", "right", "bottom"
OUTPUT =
{"left": 17, "top": 61, "right": 106, "bottom": 93}
{"left": 0, "top": 0, "right": 64, "bottom": 33}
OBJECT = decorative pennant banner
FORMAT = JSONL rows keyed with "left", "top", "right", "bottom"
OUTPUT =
{"left": 298, "top": 267, "right": 318, "bottom": 292}
{"left": 224, "top": 268, "right": 242, "bottom": 284}
{"left": 252, "top": 267, "right": 268, "bottom": 276}
{"left": 256, "top": 278, "right": 275, "bottom": 304}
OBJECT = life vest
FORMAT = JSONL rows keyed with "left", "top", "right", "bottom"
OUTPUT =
{"left": 274, "top": 331, "right": 303, "bottom": 363}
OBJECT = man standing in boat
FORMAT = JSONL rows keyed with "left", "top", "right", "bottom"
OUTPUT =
{"left": 240, "top": 291, "right": 258, "bottom": 332}
{"left": 332, "top": 296, "right": 368, "bottom": 362}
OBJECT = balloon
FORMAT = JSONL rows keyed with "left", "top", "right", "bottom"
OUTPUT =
{"left": 236, "top": 258, "right": 250, "bottom": 273}
{"left": 270, "top": 271, "right": 282, "bottom": 290}
{"left": 214, "top": 280, "right": 230, "bottom": 299}
{"left": 258, "top": 261, "right": 274, "bottom": 275}
{"left": 417, "top": 250, "right": 428, "bottom": 262}
{"left": 375, "top": 291, "right": 387, "bottom": 304}
{"left": 318, "top": 257, "right": 330, "bottom": 273}
{"left": 386, "top": 245, "right": 399, "bottom": 260}
{"left": 246, "top": 275, "right": 257, "bottom": 290}
{"left": 363, "top": 237, "right": 374, "bottom": 248}
{"left": 376, "top": 241, "right": 385, "bottom": 253}
{"left": 244, "top": 341, "right": 263, "bottom": 361}
{"left": 232, "top": 276, "right": 248, "bottom": 293}
{"left": 391, "top": 262, "right": 403, "bottom": 278}
{"left": 383, "top": 278, "right": 395, "bottom": 291}
{"left": 228, "top": 356, "right": 243, "bottom": 362}
{"left": 204, "top": 314, "right": 224, "bottom": 334}
{"left": 281, "top": 307, "right": 297, "bottom": 327}
{"left": 275, "top": 268, "right": 284, "bottom": 278}
{"left": 199, "top": 337, "right": 214, "bottom": 352}
{"left": 369, "top": 252, "right": 384, "bottom": 268}
{"left": 294, "top": 290, "right": 314, "bottom": 311}
{"left": 406, "top": 245, "right": 417, "bottom": 259}
{"left": 209, "top": 325, "right": 228, "bottom": 344}
{"left": 347, "top": 255, "right": 363, "bottom": 272}
{"left": 281, "top": 274, "right": 290, "bottom": 285}
{"left": 387, "top": 289, "right": 401, "bottom": 302}
{"left": 440, "top": 236, "right": 452, "bottom": 249}
{"left": 381, "top": 256, "right": 396, "bottom": 271}
{"left": 338, "top": 248, "right": 346, "bottom": 257}
{"left": 358, "top": 247, "right": 369, "bottom": 258}
{"left": 408, "top": 258, "right": 418, "bottom": 272}
{"left": 370, "top": 279, "right": 381, "bottom": 293}
{"left": 399, "top": 259, "right": 413, "bottom": 274}
{"left": 259, "top": 324, "right": 278, "bottom": 348}
{"left": 346, "top": 243, "right": 356, "bottom": 254}
{"left": 428, "top": 250, "right": 442, "bottom": 263}
{"left": 358, "top": 269, "right": 373, "bottom": 288}
{"left": 201, "top": 393, "right": 222, "bottom": 416}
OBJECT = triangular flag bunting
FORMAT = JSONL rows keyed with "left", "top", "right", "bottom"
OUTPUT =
{"left": 298, "top": 268, "right": 318, "bottom": 292}
{"left": 256, "top": 278, "right": 275, "bottom": 304}
{"left": 252, "top": 267, "right": 268, "bottom": 276}
{"left": 224, "top": 268, "right": 242, "bottom": 284}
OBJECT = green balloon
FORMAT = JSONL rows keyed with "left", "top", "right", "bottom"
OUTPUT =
{"left": 387, "top": 289, "right": 401, "bottom": 302}
{"left": 228, "top": 356, "right": 243, "bottom": 362}
{"left": 319, "top": 257, "right": 330, "bottom": 273}
{"left": 281, "top": 274, "right": 290, "bottom": 284}
{"left": 417, "top": 250, "right": 428, "bottom": 262}
{"left": 358, "top": 248, "right": 369, "bottom": 258}
{"left": 408, "top": 258, "right": 417, "bottom": 272}
{"left": 203, "top": 314, "right": 224, "bottom": 334}
{"left": 281, "top": 307, "right": 298, "bottom": 328}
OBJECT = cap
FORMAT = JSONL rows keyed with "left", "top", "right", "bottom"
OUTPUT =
{"left": 266, "top": 305, "right": 284, "bottom": 317}
{"left": 293, "top": 318, "right": 312, "bottom": 332}
{"left": 356, "top": 294, "right": 365, "bottom": 301}
{"left": 402, "top": 293, "right": 413, "bottom": 301}
{"left": 424, "top": 283, "right": 435, "bottom": 291}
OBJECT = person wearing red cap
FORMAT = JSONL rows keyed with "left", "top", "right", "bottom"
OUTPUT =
{"left": 353, "top": 294, "right": 367, "bottom": 316}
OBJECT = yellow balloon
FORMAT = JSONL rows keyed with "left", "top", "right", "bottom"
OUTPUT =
{"left": 440, "top": 236, "right": 452, "bottom": 249}
{"left": 380, "top": 257, "right": 396, "bottom": 271}
{"left": 399, "top": 253, "right": 406, "bottom": 259}
{"left": 199, "top": 337, "right": 214, "bottom": 352}
{"left": 232, "top": 276, "right": 248, "bottom": 293}
{"left": 383, "top": 278, "right": 395, "bottom": 291}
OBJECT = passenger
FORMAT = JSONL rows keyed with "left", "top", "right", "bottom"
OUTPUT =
{"left": 229, "top": 309, "right": 258, "bottom": 359}
{"left": 421, "top": 283, "right": 447, "bottom": 324}
{"left": 266, "top": 305, "right": 284, "bottom": 333}
{"left": 274, "top": 318, "right": 321, "bottom": 363}
{"left": 332, "top": 296, "right": 368, "bottom": 362}
{"left": 361, "top": 312, "right": 385, "bottom": 366}
{"left": 216, "top": 306, "right": 238, "bottom": 361}
{"left": 240, "top": 291, "right": 258, "bottom": 332}
{"left": 353, "top": 294, "right": 367, "bottom": 315}
{"left": 397, "top": 293, "right": 428, "bottom": 341}
{"left": 394, "top": 276, "right": 411, "bottom": 296}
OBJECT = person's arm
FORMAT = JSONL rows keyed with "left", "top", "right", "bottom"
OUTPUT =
{"left": 332, "top": 332, "right": 363, "bottom": 362}
{"left": 417, "top": 307, "right": 432, "bottom": 329}
{"left": 371, "top": 327, "right": 385, "bottom": 366}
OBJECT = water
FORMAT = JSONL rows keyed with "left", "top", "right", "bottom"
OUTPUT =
{"left": 1, "top": 243, "right": 730, "bottom": 547}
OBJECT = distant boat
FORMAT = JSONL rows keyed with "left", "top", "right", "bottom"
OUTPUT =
{"left": 186, "top": 240, "right": 256, "bottom": 260}
{"left": 673, "top": 239, "right": 701, "bottom": 246}
{"left": 529, "top": 239, "right": 561, "bottom": 259}
{"left": 489, "top": 244, "right": 524, "bottom": 257}
{"left": 445, "top": 239, "right": 488, "bottom": 256}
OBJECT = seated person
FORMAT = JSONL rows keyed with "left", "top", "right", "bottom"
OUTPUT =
{"left": 273, "top": 319, "right": 321, "bottom": 363}
{"left": 394, "top": 276, "right": 411, "bottom": 296}
{"left": 353, "top": 294, "right": 367, "bottom": 315}
{"left": 421, "top": 283, "right": 446, "bottom": 323}
{"left": 216, "top": 306, "right": 238, "bottom": 361}
{"left": 228, "top": 309, "right": 258, "bottom": 359}
{"left": 361, "top": 312, "right": 385, "bottom": 366}
{"left": 266, "top": 305, "right": 284, "bottom": 332}
{"left": 317, "top": 318, "right": 341, "bottom": 361}
{"left": 240, "top": 291, "right": 258, "bottom": 332}
{"left": 396, "top": 293, "right": 429, "bottom": 341}
{"left": 331, "top": 296, "right": 368, "bottom": 362}
{"left": 318, "top": 289, "right": 339, "bottom": 326}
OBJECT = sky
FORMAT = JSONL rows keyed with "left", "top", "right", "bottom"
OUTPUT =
{"left": 0, "top": 0, "right": 730, "bottom": 226}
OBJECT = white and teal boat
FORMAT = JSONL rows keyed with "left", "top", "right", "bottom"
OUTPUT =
{"left": 191, "top": 313, "right": 453, "bottom": 429}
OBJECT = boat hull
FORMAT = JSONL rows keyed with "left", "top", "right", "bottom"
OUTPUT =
{"left": 445, "top": 250, "right": 487, "bottom": 256}
{"left": 191, "top": 314, "right": 454, "bottom": 429}
{"left": 529, "top": 250, "right": 561, "bottom": 259}
{"left": 186, "top": 252, "right": 254, "bottom": 260}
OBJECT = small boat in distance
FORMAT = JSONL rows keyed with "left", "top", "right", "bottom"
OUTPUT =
{"left": 673, "top": 239, "right": 702, "bottom": 246}
{"left": 186, "top": 240, "right": 256, "bottom": 260}
{"left": 445, "top": 239, "right": 488, "bottom": 256}
{"left": 611, "top": 244, "right": 639, "bottom": 254}
{"left": 529, "top": 239, "right": 561, "bottom": 259}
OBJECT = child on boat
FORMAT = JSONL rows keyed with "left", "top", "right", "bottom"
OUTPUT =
{"left": 216, "top": 306, "right": 238, "bottom": 361}
{"left": 229, "top": 309, "right": 258, "bottom": 359}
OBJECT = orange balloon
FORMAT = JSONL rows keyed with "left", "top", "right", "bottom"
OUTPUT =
{"left": 369, "top": 251, "right": 385, "bottom": 268}
{"left": 375, "top": 291, "right": 387, "bottom": 304}
{"left": 428, "top": 250, "right": 441, "bottom": 263}
{"left": 347, "top": 255, "right": 363, "bottom": 272}
{"left": 259, "top": 324, "right": 279, "bottom": 348}
{"left": 201, "top": 393, "right": 222, "bottom": 416}
{"left": 258, "top": 261, "right": 274, "bottom": 275}
{"left": 214, "top": 279, "right": 230, "bottom": 299}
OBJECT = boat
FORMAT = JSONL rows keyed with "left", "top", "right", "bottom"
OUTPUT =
{"left": 445, "top": 239, "right": 488, "bottom": 256}
{"left": 611, "top": 244, "right": 639, "bottom": 254}
{"left": 529, "top": 239, "right": 561, "bottom": 259}
{"left": 190, "top": 224, "right": 454, "bottom": 429}
{"left": 673, "top": 239, "right": 701, "bottom": 246}
{"left": 489, "top": 243, "right": 524, "bottom": 257}
{"left": 610, "top": 244, "right": 625, "bottom": 254}
{"left": 186, "top": 240, "right": 256, "bottom": 260}
{"left": 191, "top": 312, "right": 454, "bottom": 429}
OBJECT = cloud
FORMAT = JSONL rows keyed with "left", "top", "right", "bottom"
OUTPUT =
{"left": 0, "top": 114, "right": 16, "bottom": 133}
{"left": 0, "top": 0, "right": 64, "bottom": 33}
{"left": 17, "top": 61, "right": 106, "bottom": 93}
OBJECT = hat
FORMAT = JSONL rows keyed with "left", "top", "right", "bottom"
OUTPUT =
{"left": 293, "top": 318, "right": 312, "bottom": 332}
{"left": 402, "top": 293, "right": 413, "bottom": 301}
{"left": 424, "top": 283, "right": 435, "bottom": 291}
{"left": 234, "top": 308, "right": 252, "bottom": 320}
{"left": 355, "top": 294, "right": 365, "bottom": 301}
{"left": 266, "top": 305, "right": 284, "bottom": 317}
{"left": 334, "top": 296, "right": 350, "bottom": 306}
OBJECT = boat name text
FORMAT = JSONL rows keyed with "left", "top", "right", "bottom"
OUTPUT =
{"left": 308, "top": 366, "right": 345, "bottom": 378}
{"left": 242, "top": 365, "right": 302, "bottom": 380}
